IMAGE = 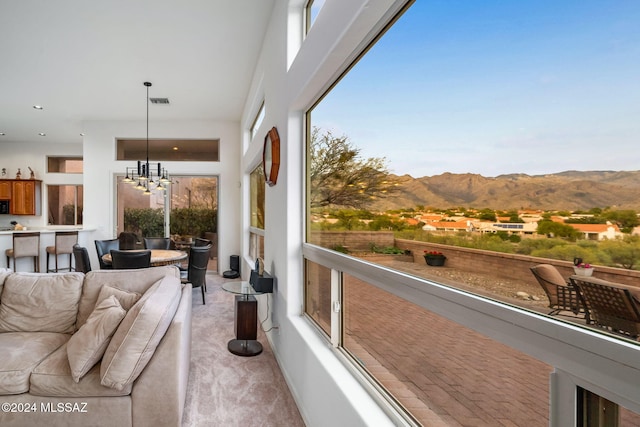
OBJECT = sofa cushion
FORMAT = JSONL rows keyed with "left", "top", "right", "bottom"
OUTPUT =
{"left": 30, "top": 342, "right": 131, "bottom": 397}
{"left": 100, "top": 275, "right": 181, "bottom": 391}
{"left": 76, "top": 266, "right": 180, "bottom": 329}
{"left": 0, "top": 272, "right": 84, "bottom": 334}
{"left": 95, "top": 285, "right": 141, "bottom": 311}
{"left": 67, "top": 295, "right": 126, "bottom": 382}
{"left": 0, "top": 268, "right": 12, "bottom": 297}
{"left": 0, "top": 332, "right": 69, "bottom": 395}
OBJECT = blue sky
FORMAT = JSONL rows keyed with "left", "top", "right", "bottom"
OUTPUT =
{"left": 312, "top": 1, "right": 640, "bottom": 178}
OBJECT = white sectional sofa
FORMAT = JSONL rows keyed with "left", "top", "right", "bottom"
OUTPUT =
{"left": 0, "top": 266, "right": 192, "bottom": 427}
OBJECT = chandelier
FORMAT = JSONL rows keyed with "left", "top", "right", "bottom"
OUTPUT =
{"left": 122, "top": 81, "right": 171, "bottom": 194}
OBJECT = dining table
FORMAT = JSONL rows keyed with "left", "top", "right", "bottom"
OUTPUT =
{"left": 101, "top": 249, "right": 188, "bottom": 267}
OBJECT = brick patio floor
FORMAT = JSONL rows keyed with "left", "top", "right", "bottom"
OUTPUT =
{"left": 341, "top": 261, "right": 640, "bottom": 426}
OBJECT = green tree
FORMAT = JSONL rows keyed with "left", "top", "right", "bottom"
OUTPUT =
{"left": 531, "top": 244, "right": 599, "bottom": 263}
{"left": 505, "top": 210, "right": 524, "bottom": 223}
{"left": 565, "top": 216, "right": 605, "bottom": 224}
{"left": 477, "top": 208, "right": 496, "bottom": 221}
{"left": 309, "top": 127, "right": 398, "bottom": 209}
{"left": 124, "top": 208, "right": 164, "bottom": 237}
{"left": 536, "top": 220, "right": 580, "bottom": 240}
{"left": 368, "top": 214, "right": 407, "bottom": 231}
{"left": 515, "top": 237, "right": 568, "bottom": 255}
{"left": 602, "top": 209, "right": 639, "bottom": 232}
{"left": 333, "top": 210, "right": 363, "bottom": 230}
{"left": 599, "top": 236, "right": 640, "bottom": 269}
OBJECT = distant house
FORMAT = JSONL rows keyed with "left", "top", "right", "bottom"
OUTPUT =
{"left": 518, "top": 209, "right": 544, "bottom": 223}
{"left": 568, "top": 223, "right": 622, "bottom": 240}
{"left": 471, "top": 220, "right": 537, "bottom": 236}
{"left": 418, "top": 214, "right": 444, "bottom": 223}
{"left": 422, "top": 220, "right": 472, "bottom": 232}
{"left": 404, "top": 218, "right": 420, "bottom": 227}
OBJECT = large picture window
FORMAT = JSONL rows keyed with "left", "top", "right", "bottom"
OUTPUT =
{"left": 305, "top": 1, "right": 640, "bottom": 424}
{"left": 250, "top": 164, "right": 265, "bottom": 260}
{"left": 307, "top": 0, "right": 640, "bottom": 317}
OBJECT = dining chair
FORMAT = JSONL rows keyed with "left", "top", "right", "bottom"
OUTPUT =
{"left": 6, "top": 232, "right": 41, "bottom": 272}
{"left": 45, "top": 230, "right": 78, "bottom": 272}
{"left": 194, "top": 238, "right": 214, "bottom": 260}
{"left": 144, "top": 237, "right": 171, "bottom": 250}
{"left": 110, "top": 249, "right": 151, "bottom": 269}
{"left": 194, "top": 238, "right": 211, "bottom": 247}
{"left": 94, "top": 239, "right": 119, "bottom": 269}
{"left": 181, "top": 244, "right": 211, "bottom": 304}
{"left": 118, "top": 232, "right": 141, "bottom": 250}
{"left": 72, "top": 244, "right": 92, "bottom": 273}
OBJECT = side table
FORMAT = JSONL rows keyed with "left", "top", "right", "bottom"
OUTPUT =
{"left": 222, "top": 281, "right": 264, "bottom": 356}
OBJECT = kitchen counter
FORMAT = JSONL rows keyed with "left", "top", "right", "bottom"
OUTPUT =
{"left": 0, "top": 226, "right": 91, "bottom": 235}
{"left": 0, "top": 226, "right": 96, "bottom": 271}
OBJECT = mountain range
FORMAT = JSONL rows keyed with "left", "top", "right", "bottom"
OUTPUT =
{"left": 370, "top": 170, "right": 640, "bottom": 212}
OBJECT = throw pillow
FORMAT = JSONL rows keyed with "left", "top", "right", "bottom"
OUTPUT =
{"left": 95, "top": 285, "right": 141, "bottom": 311}
{"left": 100, "top": 275, "right": 181, "bottom": 391}
{"left": 67, "top": 295, "right": 126, "bottom": 382}
{"left": 0, "top": 272, "right": 84, "bottom": 333}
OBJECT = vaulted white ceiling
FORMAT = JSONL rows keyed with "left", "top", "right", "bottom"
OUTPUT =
{"left": 0, "top": 0, "right": 275, "bottom": 145}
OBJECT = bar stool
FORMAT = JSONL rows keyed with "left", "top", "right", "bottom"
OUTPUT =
{"left": 5, "top": 232, "right": 41, "bottom": 272}
{"left": 45, "top": 231, "right": 78, "bottom": 272}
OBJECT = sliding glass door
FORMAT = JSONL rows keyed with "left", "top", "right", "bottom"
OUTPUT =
{"left": 116, "top": 174, "right": 218, "bottom": 271}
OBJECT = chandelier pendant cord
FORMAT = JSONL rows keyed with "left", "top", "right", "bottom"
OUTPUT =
{"left": 145, "top": 81, "right": 150, "bottom": 178}
{"left": 123, "top": 81, "right": 169, "bottom": 193}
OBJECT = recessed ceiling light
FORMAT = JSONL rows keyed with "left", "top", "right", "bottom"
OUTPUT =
{"left": 173, "top": 146, "right": 179, "bottom": 151}
{"left": 80, "top": 133, "right": 85, "bottom": 136}
{"left": 38, "top": 132, "right": 46, "bottom": 136}
{"left": 33, "top": 105, "right": 43, "bottom": 110}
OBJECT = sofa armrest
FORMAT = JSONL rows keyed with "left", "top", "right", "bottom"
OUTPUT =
{"left": 131, "top": 283, "right": 192, "bottom": 426}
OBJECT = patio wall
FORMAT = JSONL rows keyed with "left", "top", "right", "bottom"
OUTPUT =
{"left": 395, "top": 238, "right": 640, "bottom": 290}
{"left": 308, "top": 231, "right": 640, "bottom": 289}
{"left": 309, "top": 231, "right": 395, "bottom": 251}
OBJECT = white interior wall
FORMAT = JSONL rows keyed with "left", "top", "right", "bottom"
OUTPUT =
{"left": 83, "top": 119, "right": 241, "bottom": 270}
{"left": 0, "top": 142, "right": 82, "bottom": 227}
{"left": 241, "top": 1, "right": 408, "bottom": 425}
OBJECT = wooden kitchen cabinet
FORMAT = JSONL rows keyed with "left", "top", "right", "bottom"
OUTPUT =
{"left": 10, "top": 180, "right": 41, "bottom": 215}
{"left": 0, "top": 181, "right": 10, "bottom": 199}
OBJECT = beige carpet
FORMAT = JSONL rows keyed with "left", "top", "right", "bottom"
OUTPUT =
{"left": 182, "top": 274, "right": 305, "bottom": 426}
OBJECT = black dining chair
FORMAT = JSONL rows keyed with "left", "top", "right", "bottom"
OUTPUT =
{"left": 110, "top": 249, "right": 151, "bottom": 269}
{"left": 72, "top": 244, "right": 92, "bottom": 273}
{"left": 144, "top": 237, "right": 171, "bottom": 250}
{"left": 95, "top": 239, "right": 119, "bottom": 269}
{"left": 194, "top": 238, "right": 211, "bottom": 247}
{"left": 194, "top": 238, "right": 214, "bottom": 260}
{"left": 181, "top": 244, "right": 211, "bottom": 304}
{"left": 118, "top": 232, "right": 141, "bottom": 250}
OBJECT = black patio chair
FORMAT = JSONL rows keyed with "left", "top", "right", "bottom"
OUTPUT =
{"left": 530, "top": 264, "right": 581, "bottom": 316}
{"left": 570, "top": 275, "right": 640, "bottom": 338}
